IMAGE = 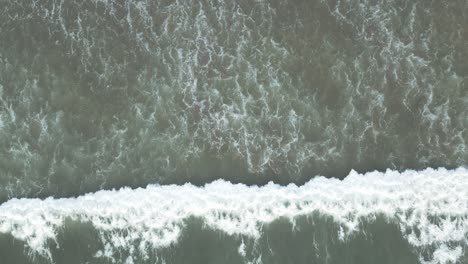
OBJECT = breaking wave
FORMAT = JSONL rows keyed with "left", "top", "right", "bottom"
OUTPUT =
{"left": 1, "top": 167, "right": 467, "bottom": 264}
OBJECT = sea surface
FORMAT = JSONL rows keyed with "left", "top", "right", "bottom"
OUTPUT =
{"left": 0, "top": 0, "right": 467, "bottom": 263}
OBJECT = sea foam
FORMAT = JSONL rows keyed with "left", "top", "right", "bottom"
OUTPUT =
{"left": 0, "top": 167, "right": 467, "bottom": 263}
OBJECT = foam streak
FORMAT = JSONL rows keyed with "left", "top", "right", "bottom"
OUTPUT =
{"left": 0, "top": 167, "right": 467, "bottom": 263}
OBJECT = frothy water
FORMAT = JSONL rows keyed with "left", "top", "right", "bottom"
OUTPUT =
{"left": 1, "top": 0, "right": 467, "bottom": 262}
{"left": 0, "top": 0, "right": 467, "bottom": 201}
{"left": 0, "top": 167, "right": 467, "bottom": 263}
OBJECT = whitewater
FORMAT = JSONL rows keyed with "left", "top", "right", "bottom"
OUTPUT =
{"left": 1, "top": 167, "right": 467, "bottom": 264}
{"left": 1, "top": 0, "right": 467, "bottom": 263}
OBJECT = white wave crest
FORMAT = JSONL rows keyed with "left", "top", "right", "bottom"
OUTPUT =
{"left": 0, "top": 167, "right": 467, "bottom": 263}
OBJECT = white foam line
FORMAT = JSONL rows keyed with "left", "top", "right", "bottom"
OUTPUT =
{"left": 0, "top": 167, "right": 467, "bottom": 263}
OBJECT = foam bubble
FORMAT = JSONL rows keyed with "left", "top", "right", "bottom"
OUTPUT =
{"left": 0, "top": 167, "right": 467, "bottom": 263}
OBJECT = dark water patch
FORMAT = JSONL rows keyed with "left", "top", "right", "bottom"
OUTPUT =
{"left": 50, "top": 219, "right": 105, "bottom": 264}
{"left": 0, "top": 233, "right": 35, "bottom": 264}
{"left": 255, "top": 214, "right": 419, "bottom": 264}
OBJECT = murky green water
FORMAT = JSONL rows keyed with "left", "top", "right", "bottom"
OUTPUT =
{"left": 0, "top": 0, "right": 467, "bottom": 263}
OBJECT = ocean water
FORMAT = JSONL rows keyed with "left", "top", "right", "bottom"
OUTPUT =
{"left": 1, "top": 168, "right": 468, "bottom": 264}
{"left": 0, "top": 0, "right": 467, "bottom": 263}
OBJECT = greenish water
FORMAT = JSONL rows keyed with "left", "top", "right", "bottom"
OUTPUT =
{"left": 0, "top": 0, "right": 466, "bottom": 200}
{"left": 0, "top": 168, "right": 467, "bottom": 264}
{"left": 0, "top": 0, "right": 467, "bottom": 263}
{"left": 0, "top": 216, "right": 422, "bottom": 264}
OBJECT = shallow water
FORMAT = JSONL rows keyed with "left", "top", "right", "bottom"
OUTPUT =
{"left": 1, "top": 168, "right": 467, "bottom": 264}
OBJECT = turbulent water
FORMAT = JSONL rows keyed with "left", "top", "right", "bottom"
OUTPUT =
{"left": 1, "top": 168, "right": 468, "bottom": 264}
{"left": 0, "top": 0, "right": 467, "bottom": 263}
